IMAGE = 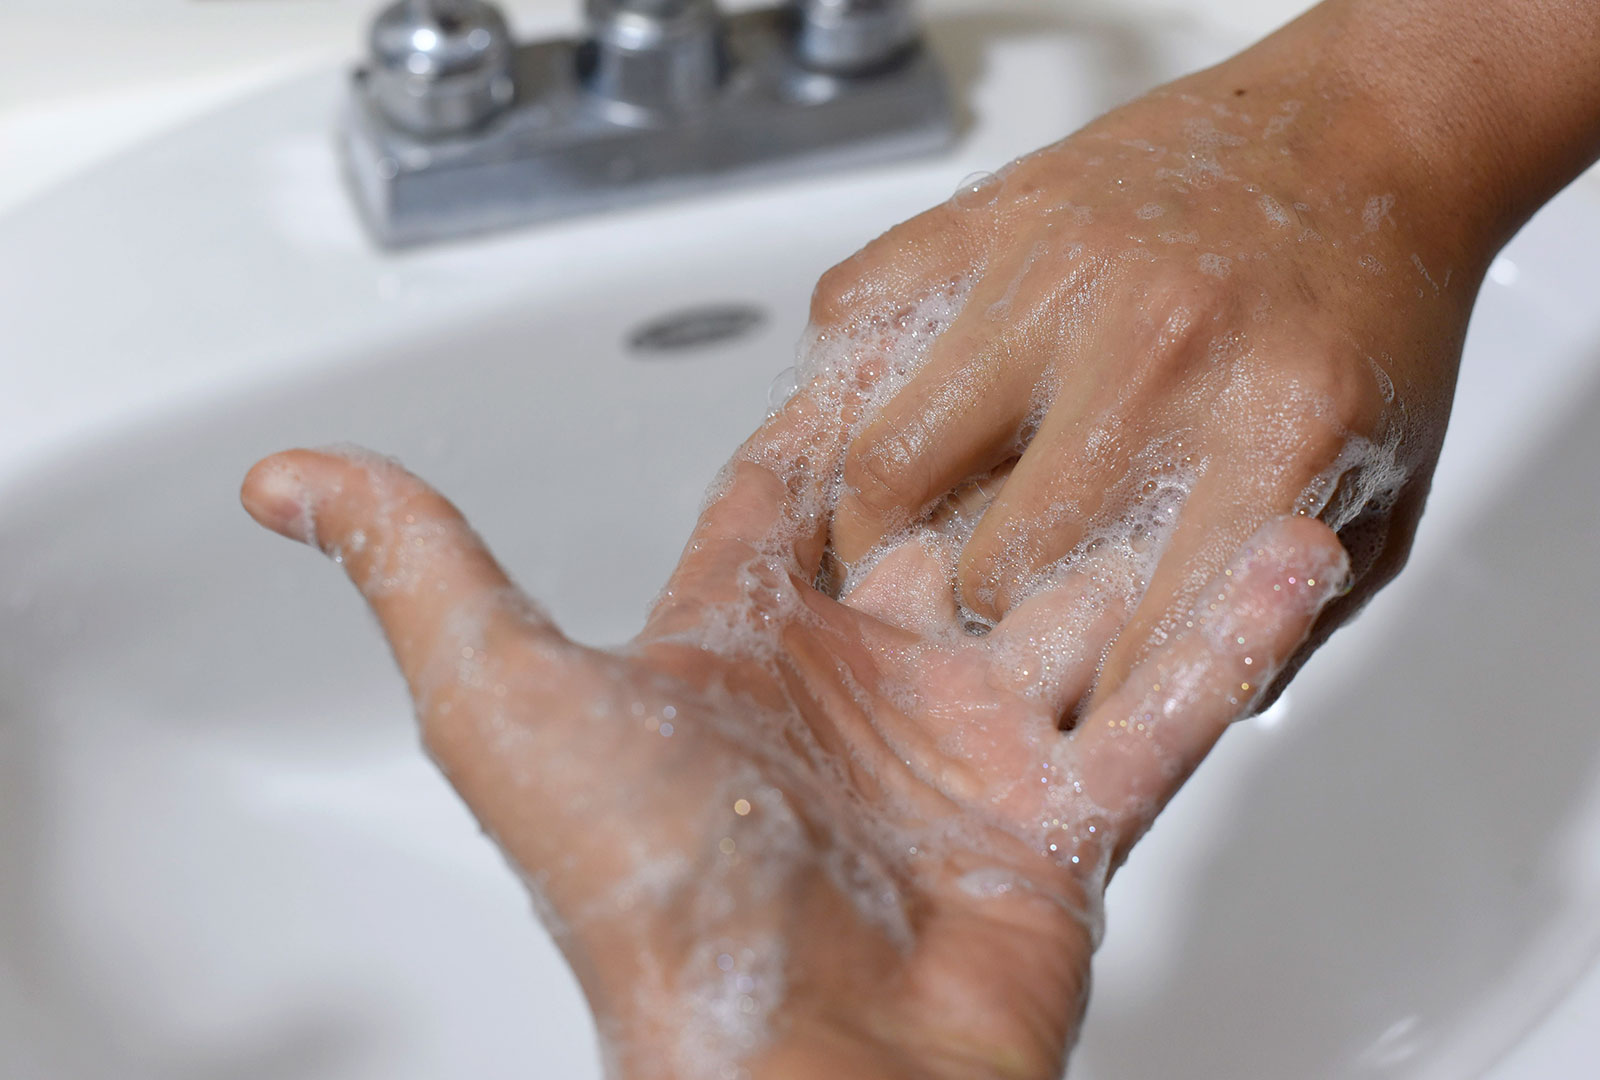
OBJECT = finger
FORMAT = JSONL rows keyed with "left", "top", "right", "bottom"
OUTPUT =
{"left": 829, "top": 338, "right": 1036, "bottom": 562}
{"left": 240, "top": 447, "right": 568, "bottom": 704}
{"left": 809, "top": 201, "right": 984, "bottom": 331}
{"left": 927, "top": 460, "right": 1015, "bottom": 530}
{"left": 835, "top": 462, "right": 1016, "bottom": 636}
{"left": 1088, "top": 430, "right": 1344, "bottom": 704}
{"left": 955, "top": 394, "right": 1171, "bottom": 620}
{"left": 643, "top": 378, "right": 861, "bottom": 640}
{"left": 1072, "top": 516, "right": 1348, "bottom": 844}
{"left": 1255, "top": 482, "right": 1424, "bottom": 709}
{"left": 987, "top": 548, "right": 1139, "bottom": 721}
{"left": 829, "top": 239, "right": 1082, "bottom": 562}
{"left": 840, "top": 533, "right": 961, "bottom": 634}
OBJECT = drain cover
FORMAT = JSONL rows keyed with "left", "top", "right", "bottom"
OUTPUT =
{"left": 627, "top": 303, "right": 768, "bottom": 355}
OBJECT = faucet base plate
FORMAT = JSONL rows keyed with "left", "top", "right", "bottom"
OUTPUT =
{"left": 341, "top": 8, "right": 958, "bottom": 247}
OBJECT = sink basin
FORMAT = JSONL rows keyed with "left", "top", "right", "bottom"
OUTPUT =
{"left": 3, "top": 7, "right": 1599, "bottom": 1078}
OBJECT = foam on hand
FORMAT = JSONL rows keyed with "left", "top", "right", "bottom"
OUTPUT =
{"left": 274, "top": 82, "right": 1417, "bottom": 1072}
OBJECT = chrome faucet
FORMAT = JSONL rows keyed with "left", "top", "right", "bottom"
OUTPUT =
{"left": 342, "top": 0, "right": 955, "bottom": 246}
{"left": 364, "top": 0, "right": 518, "bottom": 137}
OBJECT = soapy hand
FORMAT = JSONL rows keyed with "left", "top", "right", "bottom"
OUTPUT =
{"left": 816, "top": 32, "right": 1487, "bottom": 702}
{"left": 241, "top": 374, "right": 1345, "bottom": 1079}
{"left": 237, "top": 0, "right": 1600, "bottom": 1072}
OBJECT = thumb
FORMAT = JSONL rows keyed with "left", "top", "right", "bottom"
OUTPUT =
{"left": 243, "top": 447, "right": 676, "bottom": 935}
{"left": 240, "top": 447, "right": 569, "bottom": 710}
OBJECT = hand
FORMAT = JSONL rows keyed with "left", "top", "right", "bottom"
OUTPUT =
{"left": 813, "top": 0, "right": 1600, "bottom": 702}
{"left": 240, "top": 382, "right": 1346, "bottom": 1079}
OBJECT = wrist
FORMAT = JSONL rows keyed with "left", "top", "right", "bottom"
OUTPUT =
{"left": 1227, "top": 0, "right": 1600, "bottom": 263}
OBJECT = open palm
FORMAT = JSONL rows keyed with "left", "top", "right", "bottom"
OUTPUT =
{"left": 242, "top": 383, "right": 1344, "bottom": 1080}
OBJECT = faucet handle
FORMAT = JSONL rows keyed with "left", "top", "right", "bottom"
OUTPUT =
{"left": 792, "top": 0, "right": 919, "bottom": 74}
{"left": 366, "top": 0, "right": 517, "bottom": 137}
{"left": 581, "top": 0, "right": 727, "bottom": 117}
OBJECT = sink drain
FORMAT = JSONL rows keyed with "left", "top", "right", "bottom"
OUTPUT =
{"left": 627, "top": 302, "right": 768, "bottom": 355}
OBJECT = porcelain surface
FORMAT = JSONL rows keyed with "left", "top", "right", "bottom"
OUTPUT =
{"left": 2, "top": 7, "right": 1599, "bottom": 1078}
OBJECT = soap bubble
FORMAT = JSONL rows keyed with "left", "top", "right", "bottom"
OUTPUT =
{"left": 766, "top": 366, "right": 798, "bottom": 415}
{"left": 951, "top": 171, "right": 1001, "bottom": 210}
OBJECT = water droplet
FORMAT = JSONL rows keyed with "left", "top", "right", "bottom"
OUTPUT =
{"left": 951, "top": 171, "right": 1000, "bottom": 209}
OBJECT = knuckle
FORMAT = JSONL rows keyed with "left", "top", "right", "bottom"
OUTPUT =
{"left": 1226, "top": 346, "right": 1390, "bottom": 469}
{"left": 810, "top": 258, "right": 865, "bottom": 326}
{"left": 1323, "top": 358, "right": 1389, "bottom": 431}
{"left": 838, "top": 408, "right": 934, "bottom": 521}
{"left": 1130, "top": 269, "right": 1236, "bottom": 363}
{"left": 810, "top": 204, "right": 965, "bottom": 327}
{"left": 1284, "top": 351, "right": 1388, "bottom": 439}
{"left": 1303, "top": 418, "right": 1350, "bottom": 466}
{"left": 842, "top": 423, "right": 927, "bottom": 516}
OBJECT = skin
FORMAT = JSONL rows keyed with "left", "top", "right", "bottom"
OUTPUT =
{"left": 823, "top": 0, "right": 1600, "bottom": 703}
{"left": 241, "top": 394, "right": 1343, "bottom": 1079}
{"left": 238, "top": 0, "right": 1600, "bottom": 1075}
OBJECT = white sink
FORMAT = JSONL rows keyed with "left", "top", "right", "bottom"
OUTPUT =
{"left": 3, "top": 7, "right": 1599, "bottom": 1079}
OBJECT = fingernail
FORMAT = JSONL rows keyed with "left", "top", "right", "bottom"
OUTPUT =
{"left": 241, "top": 460, "right": 316, "bottom": 545}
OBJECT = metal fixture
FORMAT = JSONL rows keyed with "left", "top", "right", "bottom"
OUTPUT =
{"left": 582, "top": 0, "right": 726, "bottom": 117}
{"left": 793, "top": 0, "right": 918, "bottom": 74}
{"left": 342, "top": 0, "right": 955, "bottom": 246}
{"left": 366, "top": 0, "right": 517, "bottom": 137}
